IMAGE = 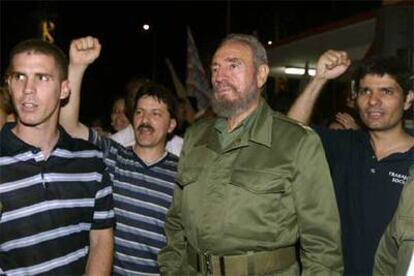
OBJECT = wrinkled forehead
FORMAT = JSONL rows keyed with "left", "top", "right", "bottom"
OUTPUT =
{"left": 212, "top": 42, "right": 253, "bottom": 64}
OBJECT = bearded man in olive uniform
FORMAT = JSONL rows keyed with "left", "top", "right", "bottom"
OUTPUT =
{"left": 158, "top": 34, "right": 343, "bottom": 275}
{"left": 374, "top": 166, "right": 414, "bottom": 276}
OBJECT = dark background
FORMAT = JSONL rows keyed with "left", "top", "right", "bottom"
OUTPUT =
{"left": 1, "top": 0, "right": 381, "bottom": 128}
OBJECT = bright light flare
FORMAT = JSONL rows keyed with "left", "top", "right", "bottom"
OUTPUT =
{"left": 285, "top": 67, "right": 316, "bottom": 76}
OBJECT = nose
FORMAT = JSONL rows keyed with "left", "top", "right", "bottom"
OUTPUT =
{"left": 140, "top": 111, "right": 150, "bottom": 124}
{"left": 212, "top": 67, "right": 226, "bottom": 84}
{"left": 23, "top": 77, "right": 35, "bottom": 94}
{"left": 368, "top": 92, "right": 381, "bottom": 106}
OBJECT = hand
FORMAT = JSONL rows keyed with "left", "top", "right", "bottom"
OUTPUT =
{"left": 335, "top": 112, "right": 359, "bottom": 130}
{"left": 315, "top": 50, "right": 350, "bottom": 81}
{"left": 69, "top": 36, "right": 101, "bottom": 67}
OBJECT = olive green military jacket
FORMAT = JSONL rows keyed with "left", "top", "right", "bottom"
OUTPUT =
{"left": 374, "top": 166, "right": 414, "bottom": 276}
{"left": 158, "top": 101, "right": 343, "bottom": 275}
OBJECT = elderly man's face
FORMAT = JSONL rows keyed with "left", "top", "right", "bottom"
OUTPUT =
{"left": 210, "top": 42, "right": 260, "bottom": 118}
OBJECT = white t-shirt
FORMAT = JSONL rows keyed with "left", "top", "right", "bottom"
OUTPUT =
{"left": 110, "top": 124, "right": 183, "bottom": 157}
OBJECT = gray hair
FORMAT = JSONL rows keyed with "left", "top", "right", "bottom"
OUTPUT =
{"left": 218, "top": 34, "right": 268, "bottom": 70}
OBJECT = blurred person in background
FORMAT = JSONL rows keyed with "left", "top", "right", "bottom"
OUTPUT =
{"left": 110, "top": 97, "right": 129, "bottom": 133}
{"left": 0, "top": 86, "right": 16, "bottom": 129}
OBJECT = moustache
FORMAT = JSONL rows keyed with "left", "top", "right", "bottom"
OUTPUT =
{"left": 213, "top": 83, "right": 235, "bottom": 91}
{"left": 138, "top": 123, "right": 155, "bottom": 132}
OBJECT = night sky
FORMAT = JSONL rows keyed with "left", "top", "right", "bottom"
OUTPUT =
{"left": 1, "top": 0, "right": 381, "bottom": 128}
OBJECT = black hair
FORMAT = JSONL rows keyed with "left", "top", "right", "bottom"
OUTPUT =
{"left": 353, "top": 56, "right": 412, "bottom": 95}
{"left": 133, "top": 82, "right": 178, "bottom": 120}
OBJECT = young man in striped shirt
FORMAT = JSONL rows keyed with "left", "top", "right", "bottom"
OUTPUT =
{"left": 0, "top": 39, "right": 115, "bottom": 275}
{"left": 60, "top": 36, "right": 179, "bottom": 275}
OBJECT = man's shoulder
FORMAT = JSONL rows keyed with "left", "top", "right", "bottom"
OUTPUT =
{"left": 271, "top": 111, "right": 314, "bottom": 135}
{"left": 191, "top": 117, "right": 216, "bottom": 129}
{"left": 186, "top": 117, "right": 216, "bottom": 136}
{"left": 165, "top": 151, "right": 179, "bottom": 164}
{"left": 67, "top": 135, "right": 103, "bottom": 152}
{"left": 313, "top": 126, "right": 367, "bottom": 144}
{"left": 58, "top": 125, "right": 101, "bottom": 152}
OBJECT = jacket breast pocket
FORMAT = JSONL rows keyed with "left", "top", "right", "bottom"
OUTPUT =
{"left": 228, "top": 168, "right": 291, "bottom": 214}
{"left": 230, "top": 168, "right": 286, "bottom": 195}
{"left": 224, "top": 168, "right": 293, "bottom": 241}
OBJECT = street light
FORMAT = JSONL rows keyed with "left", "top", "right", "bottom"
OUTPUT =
{"left": 140, "top": 23, "right": 157, "bottom": 81}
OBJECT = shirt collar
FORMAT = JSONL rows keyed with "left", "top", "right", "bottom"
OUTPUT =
{"left": 0, "top": 122, "right": 73, "bottom": 156}
{"left": 195, "top": 98, "right": 273, "bottom": 149}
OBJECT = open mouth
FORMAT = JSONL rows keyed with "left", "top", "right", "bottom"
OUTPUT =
{"left": 366, "top": 110, "right": 384, "bottom": 119}
{"left": 137, "top": 125, "right": 155, "bottom": 134}
{"left": 21, "top": 102, "right": 38, "bottom": 111}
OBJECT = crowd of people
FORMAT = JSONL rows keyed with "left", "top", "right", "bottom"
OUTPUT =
{"left": 0, "top": 30, "right": 413, "bottom": 276}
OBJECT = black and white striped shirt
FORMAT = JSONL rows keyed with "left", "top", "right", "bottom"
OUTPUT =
{"left": 89, "top": 129, "right": 177, "bottom": 275}
{"left": 0, "top": 123, "right": 115, "bottom": 275}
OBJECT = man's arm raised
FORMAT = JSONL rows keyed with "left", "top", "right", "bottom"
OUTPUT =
{"left": 287, "top": 50, "right": 351, "bottom": 124}
{"left": 60, "top": 36, "right": 101, "bottom": 140}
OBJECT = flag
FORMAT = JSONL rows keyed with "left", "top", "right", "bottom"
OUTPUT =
{"left": 186, "top": 26, "right": 211, "bottom": 111}
{"left": 165, "top": 58, "right": 195, "bottom": 121}
{"left": 41, "top": 20, "right": 55, "bottom": 43}
{"left": 165, "top": 58, "right": 187, "bottom": 100}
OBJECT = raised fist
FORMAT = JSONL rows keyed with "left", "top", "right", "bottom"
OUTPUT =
{"left": 69, "top": 36, "right": 101, "bottom": 66}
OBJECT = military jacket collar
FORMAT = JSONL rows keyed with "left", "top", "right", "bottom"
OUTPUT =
{"left": 194, "top": 99, "right": 273, "bottom": 152}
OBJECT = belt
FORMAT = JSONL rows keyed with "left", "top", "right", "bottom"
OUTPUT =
{"left": 187, "top": 244, "right": 296, "bottom": 275}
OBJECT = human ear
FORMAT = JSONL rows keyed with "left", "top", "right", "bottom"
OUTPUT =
{"left": 403, "top": 90, "right": 414, "bottom": 111}
{"left": 168, "top": 118, "right": 177, "bottom": 133}
{"left": 256, "top": 64, "right": 269, "bottom": 88}
{"left": 60, "top": 80, "right": 70, "bottom": 100}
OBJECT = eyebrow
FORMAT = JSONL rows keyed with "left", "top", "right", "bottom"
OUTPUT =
{"left": 212, "top": 57, "right": 242, "bottom": 67}
{"left": 10, "top": 71, "right": 54, "bottom": 78}
{"left": 359, "top": 85, "right": 398, "bottom": 90}
{"left": 224, "top": 57, "right": 242, "bottom": 63}
{"left": 136, "top": 107, "right": 164, "bottom": 112}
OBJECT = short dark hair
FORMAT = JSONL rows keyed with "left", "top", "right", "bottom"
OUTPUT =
{"left": 133, "top": 82, "right": 178, "bottom": 120}
{"left": 353, "top": 56, "right": 412, "bottom": 95}
{"left": 8, "top": 39, "right": 68, "bottom": 80}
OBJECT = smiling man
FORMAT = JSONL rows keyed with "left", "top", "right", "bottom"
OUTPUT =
{"left": 158, "top": 34, "right": 343, "bottom": 275}
{"left": 60, "top": 36, "right": 179, "bottom": 275}
{"left": 0, "top": 39, "right": 114, "bottom": 275}
{"left": 287, "top": 50, "right": 414, "bottom": 275}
